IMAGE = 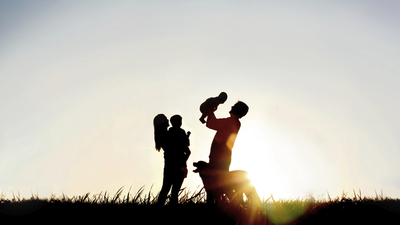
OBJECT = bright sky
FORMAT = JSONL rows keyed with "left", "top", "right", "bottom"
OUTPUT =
{"left": 1, "top": 0, "right": 399, "bottom": 200}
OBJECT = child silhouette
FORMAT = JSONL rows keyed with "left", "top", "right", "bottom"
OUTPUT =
{"left": 199, "top": 92, "right": 228, "bottom": 124}
{"left": 168, "top": 115, "right": 191, "bottom": 169}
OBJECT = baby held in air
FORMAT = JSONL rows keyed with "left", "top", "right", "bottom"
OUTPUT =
{"left": 199, "top": 92, "right": 227, "bottom": 124}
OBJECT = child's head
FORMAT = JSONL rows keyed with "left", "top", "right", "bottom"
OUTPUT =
{"left": 170, "top": 115, "right": 182, "bottom": 128}
{"left": 217, "top": 92, "right": 228, "bottom": 103}
{"left": 230, "top": 101, "right": 249, "bottom": 118}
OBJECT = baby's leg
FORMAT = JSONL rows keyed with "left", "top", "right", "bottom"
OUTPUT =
{"left": 199, "top": 113, "right": 207, "bottom": 124}
{"left": 199, "top": 105, "right": 211, "bottom": 124}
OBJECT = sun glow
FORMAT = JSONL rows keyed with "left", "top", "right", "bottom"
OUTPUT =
{"left": 231, "top": 120, "right": 297, "bottom": 200}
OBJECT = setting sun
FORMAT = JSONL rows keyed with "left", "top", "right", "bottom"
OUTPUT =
{"left": 229, "top": 119, "right": 289, "bottom": 199}
{"left": 230, "top": 113, "right": 327, "bottom": 200}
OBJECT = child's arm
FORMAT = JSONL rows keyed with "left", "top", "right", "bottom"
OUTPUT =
{"left": 186, "top": 131, "right": 191, "bottom": 146}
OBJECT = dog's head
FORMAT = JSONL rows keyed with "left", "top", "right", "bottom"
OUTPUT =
{"left": 193, "top": 161, "right": 209, "bottom": 173}
{"left": 193, "top": 161, "right": 214, "bottom": 190}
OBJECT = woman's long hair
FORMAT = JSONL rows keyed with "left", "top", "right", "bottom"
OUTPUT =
{"left": 153, "top": 114, "right": 169, "bottom": 152}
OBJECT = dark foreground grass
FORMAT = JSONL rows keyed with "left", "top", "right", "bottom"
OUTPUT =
{"left": 1, "top": 188, "right": 399, "bottom": 225}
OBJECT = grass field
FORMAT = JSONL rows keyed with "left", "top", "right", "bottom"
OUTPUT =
{"left": 1, "top": 188, "right": 399, "bottom": 224}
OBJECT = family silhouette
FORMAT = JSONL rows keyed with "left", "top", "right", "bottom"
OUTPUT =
{"left": 153, "top": 92, "right": 250, "bottom": 205}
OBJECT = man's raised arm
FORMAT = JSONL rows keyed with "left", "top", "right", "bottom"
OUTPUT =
{"left": 206, "top": 111, "right": 219, "bottom": 131}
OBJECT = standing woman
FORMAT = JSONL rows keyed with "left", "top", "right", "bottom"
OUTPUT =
{"left": 153, "top": 114, "right": 170, "bottom": 205}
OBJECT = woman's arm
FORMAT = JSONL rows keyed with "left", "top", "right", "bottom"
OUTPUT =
{"left": 184, "top": 147, "right": 191, "bottom": 161}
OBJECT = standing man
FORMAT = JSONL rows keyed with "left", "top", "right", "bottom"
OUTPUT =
{"left": 206, "top": 101, "right": 249, "bottom": 172}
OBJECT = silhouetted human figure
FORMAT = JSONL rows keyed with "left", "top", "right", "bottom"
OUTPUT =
{"left": 199, "top": 92, "right": 228, "bottom": 124}
{"left": 154, "top": 114, "right": 191, "bottom": 205}
{"left": 206, "top": 101, "right": 249, "bottom": 172}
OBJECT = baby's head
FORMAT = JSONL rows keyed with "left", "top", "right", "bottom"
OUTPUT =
{"left": 217, "top": 92, "right": 228, "bottom": 103}
{"left": 230, "top": 101, "right": 249, "bottom": 118}
{"left": 170, "top": 115, "right": 182, "bottom": 128}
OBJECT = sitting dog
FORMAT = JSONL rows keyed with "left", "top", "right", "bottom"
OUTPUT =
{"left": 193, "top": 161, "right": 260, "bottom": 204}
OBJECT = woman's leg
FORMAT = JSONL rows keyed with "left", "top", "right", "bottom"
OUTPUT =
{"left": 170, "top": 176, "right": 184, "bottom": 205}
{"left": 170, "top": 167, "right": 187, "bottom": 205}
{"left": 158, "top": 167, "right": 172, "bottom": 205}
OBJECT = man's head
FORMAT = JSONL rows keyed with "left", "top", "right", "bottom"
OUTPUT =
{"left": 230, "top": 101, "right": 249, "bottom": 118}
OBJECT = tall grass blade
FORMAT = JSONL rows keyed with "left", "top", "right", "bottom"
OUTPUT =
{"left": 112, "top": 187, "right": 124, "bottom": 204}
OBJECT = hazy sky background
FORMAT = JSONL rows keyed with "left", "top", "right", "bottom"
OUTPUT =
{"left": 1, "top": 0, "right": 399, "bottom": 200}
